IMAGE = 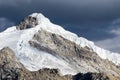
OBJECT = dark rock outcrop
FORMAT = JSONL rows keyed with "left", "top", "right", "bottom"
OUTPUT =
{"left": 73, "top": 72, "right": 109, "bottom": 80}
{"left": 16, "top": 16, "right": 38, "bottom": 30}
{"left": 0, "top": 47, "right": 22, "bottom": 80}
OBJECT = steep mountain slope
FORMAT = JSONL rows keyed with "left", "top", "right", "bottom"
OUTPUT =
{"left": 0, "top": 47, "right": 72, "bottom": 80}
{"left": 30, "top": 29, "right": 120, "bottom": 76}
{"left": 0, "top": 47, "right": 110, "bottom": 80}
{"left": 0, "top": 13, "right": 120, "bottom": 79}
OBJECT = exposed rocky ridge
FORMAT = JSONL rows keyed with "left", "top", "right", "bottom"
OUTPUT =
{"left": 16, "top": 16, "right": 38, "bottom": 30}
{"left": 29, "top": 29, "right": 120, "bottom": 78}
{"left": 0, "top": 47, "right": 23, "bottom": 68}
{"left": 0, "top": 47, "right": 112, "bottom": 80}
{"left": 0, "top": 47, "right": 23, "bottom": 80}
{"left": 73, "top": 72, "right": 109, "bottom": 80}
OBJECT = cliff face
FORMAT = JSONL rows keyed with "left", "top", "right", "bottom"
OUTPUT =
{"left": 0, "top": 47, "right": 22, "bottom": 68}
{"left": 0, "top": 47, "right": 22, "bottom": 80}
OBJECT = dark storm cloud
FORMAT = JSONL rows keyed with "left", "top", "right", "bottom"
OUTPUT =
{"left": 0, "top": 17, "right": 15, "bottom": 31}
{"left": 1, "top": 0, "right": 120, "bottom": 22}
{"left": 0, "top": 0, "right": 120, "bottom": 41}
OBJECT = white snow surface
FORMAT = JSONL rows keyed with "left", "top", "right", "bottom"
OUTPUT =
{"left": 0, "top": 13, "right": 120, "bottom": 75}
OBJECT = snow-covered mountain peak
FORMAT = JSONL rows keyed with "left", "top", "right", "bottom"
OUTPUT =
{"left": 1, "top": 13, "right": 120, "bottom": 76}
{"left": 2, "top": 13, "right": 120, "bottom": 66}
{"left": 30, "top": 13, "right": 45, "bottom": 19}
{"left": 29, "top": 13, "right": 50, "bottom": 24}
{"left": 30, "top": 13, "right": 43, "bottom": 17}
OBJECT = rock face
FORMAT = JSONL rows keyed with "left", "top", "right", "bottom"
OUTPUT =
{"left": 0, "top": 47, "right": 22, "bottom": 80}
{"left": 29, "top": 30, "right": 120, "bottom": 78}
{"left": 16, "top": 16, "right": 38, "bottom": 30}
{"left": 73, "top": 72, "right": 109, "bottom": 80}
{"left": 0, "top": 47, "right": 22, "bottom": 68}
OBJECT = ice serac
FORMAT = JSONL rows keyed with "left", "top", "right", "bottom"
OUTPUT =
{"left": 0, "top": 13, "right": 120, "bottom": 78}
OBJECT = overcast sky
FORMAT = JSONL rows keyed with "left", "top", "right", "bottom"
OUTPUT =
{"left": 0, "top": 0, "right": 120, "bottom": 53}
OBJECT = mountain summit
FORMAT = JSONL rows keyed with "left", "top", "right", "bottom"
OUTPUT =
{"left": 0, "top": 13, "right": 120, "bottom": 80}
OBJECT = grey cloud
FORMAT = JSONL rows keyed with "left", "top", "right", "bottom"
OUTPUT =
{"left": 111, "top": 29, "right": 120, "bottom": 35}
{"left": 95, "top": 34, "right": 120, "bottom": 53}
{"left": 0, "top": 0, "right": 32, "bottom": 5}
{"left": 0, "top": 0, "right": 120, "bottom": 24}
{"left": 95, "top": 19, "right": 120, "bottom": 53}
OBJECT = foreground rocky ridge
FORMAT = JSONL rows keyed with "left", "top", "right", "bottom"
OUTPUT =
{"left": 0, "top": 47, "right": 111, "bottom": 80}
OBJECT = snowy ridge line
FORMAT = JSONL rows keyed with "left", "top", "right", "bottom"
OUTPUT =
{"left": 30, "top": 13, "right": 120, "bottom": 65}
{"left": 2, "top": 26, "right": 17, "bottom": 33}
